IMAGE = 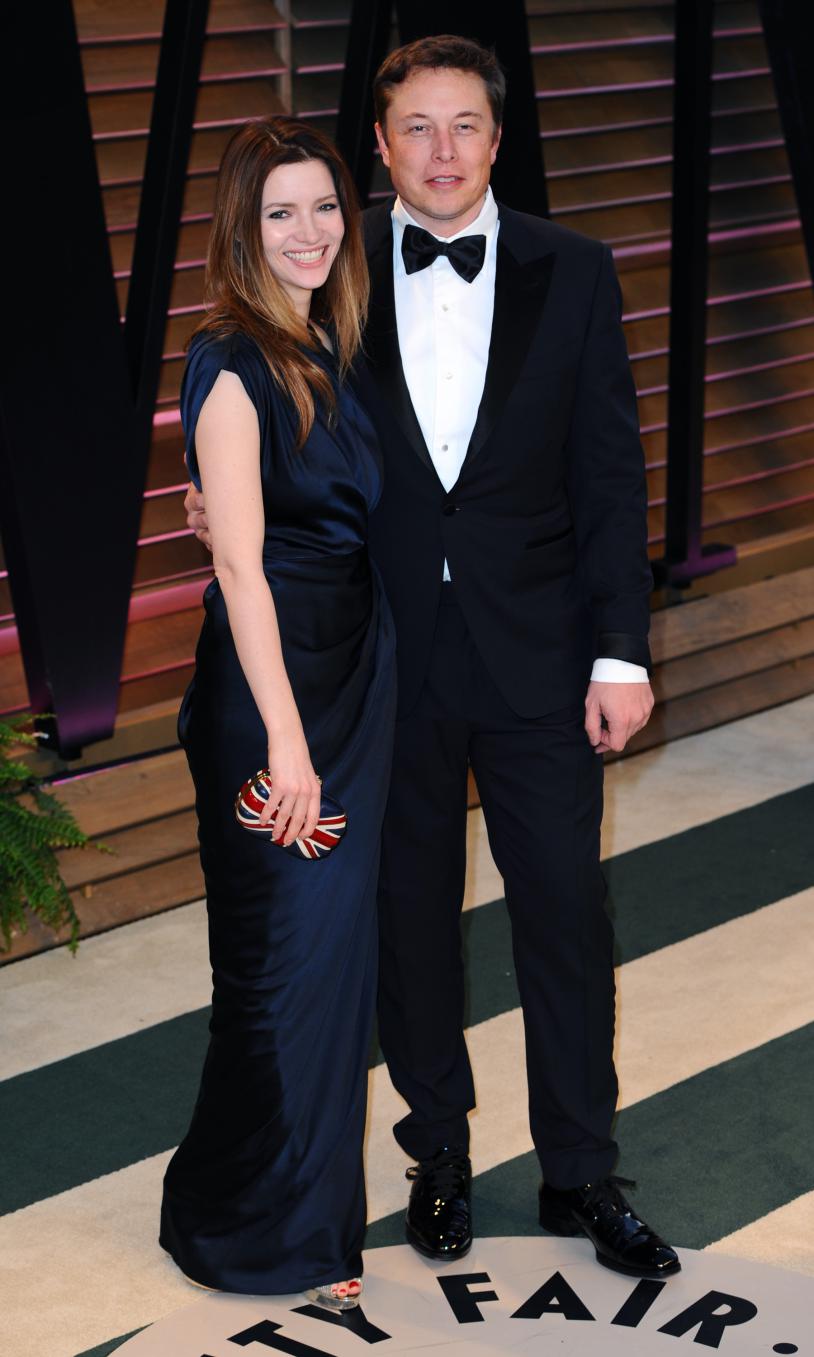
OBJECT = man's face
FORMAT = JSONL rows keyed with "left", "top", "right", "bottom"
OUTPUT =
{"left": 375, "top": 68, "right": 501, "bottom": 236}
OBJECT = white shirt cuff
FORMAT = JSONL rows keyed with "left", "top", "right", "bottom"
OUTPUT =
{"left": 591, "top": 658, "right": 650, "bottom": 684}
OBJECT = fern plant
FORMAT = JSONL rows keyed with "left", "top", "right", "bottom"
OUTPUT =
{"left": 0, "top": 716, "right": 93, "bottom": 954}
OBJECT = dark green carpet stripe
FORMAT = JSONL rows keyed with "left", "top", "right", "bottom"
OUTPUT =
{"left": 366, "top": 1020, "right": 814, "bottom": 1251}
{"left": 605, "top": 781, "right": 814, "bottom": 966}
{"left": 3, "top": 782, "right": 812, "bottom": 1218}
{"left": 0, "top": 1010, "right": 211, "bottom": 1215}
{"left": 73, "top": 1331, "right": 144, "bottom": 1357}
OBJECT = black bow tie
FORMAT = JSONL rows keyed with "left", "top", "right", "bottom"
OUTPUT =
{"left": 401, "top": 224, "right": 487, "bottom": 283}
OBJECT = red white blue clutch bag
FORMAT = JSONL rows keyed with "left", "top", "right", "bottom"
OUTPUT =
{"left": 234, "top": 769, "right": 348, "bottom": 860}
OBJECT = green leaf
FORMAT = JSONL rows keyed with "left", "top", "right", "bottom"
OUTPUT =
{"left": 0, "top": 716, "right": 94, "bottom": 955}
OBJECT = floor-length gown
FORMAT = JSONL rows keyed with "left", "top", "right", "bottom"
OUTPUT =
{"left": 159, "top": 329, "right": 396, "bottom": 1295}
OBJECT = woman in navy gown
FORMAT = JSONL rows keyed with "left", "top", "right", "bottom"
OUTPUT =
{"left": 159, "top": 117, "right": 396, "bottom": 1308}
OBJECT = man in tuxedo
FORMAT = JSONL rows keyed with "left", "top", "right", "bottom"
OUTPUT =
{"left": 187, "top": 34, "right": 679, "bottom": 1279}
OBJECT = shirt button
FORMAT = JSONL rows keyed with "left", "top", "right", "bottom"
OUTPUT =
{"left": 445, "top": 372, "right": 453, "bottom": 380}
{"left": 440, "top": 443, "right": 449, "bottom": 451}
{"left": 441, "top": 304, "right": 449, "bottom": 312}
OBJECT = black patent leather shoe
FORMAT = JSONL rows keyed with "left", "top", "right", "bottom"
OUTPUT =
{"left": 539, "top": 1176, "right": 680, "bottom": 1278}
{"left": 405, "top": 1146, "right": 473, "bottom": 1260}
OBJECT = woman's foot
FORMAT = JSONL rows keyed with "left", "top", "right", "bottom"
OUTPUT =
{"left": 304, "top": 1277, "right": 362, "bottom": 1311}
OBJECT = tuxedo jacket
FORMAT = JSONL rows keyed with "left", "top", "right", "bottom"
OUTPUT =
{"left": 356, "top": 199, "right": 653, "bottom": 720}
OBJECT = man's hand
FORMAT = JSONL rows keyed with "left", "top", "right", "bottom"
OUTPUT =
{"left": 584, "top": 680, "right": 654, "bottom": 755}
{"left": 184, "top": 483, "right": 212, "bottom": 552}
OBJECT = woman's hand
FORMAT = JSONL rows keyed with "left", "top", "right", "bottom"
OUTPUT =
{"left": 260, "top": 730, "right": 322, "bottom": 847}
{"left": 185, "top": 483, "right": 212, "bottom": 551}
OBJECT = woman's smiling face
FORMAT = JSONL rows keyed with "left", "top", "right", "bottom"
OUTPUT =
{"left": 259, "top": 158, "right": 345, "bottom": 313}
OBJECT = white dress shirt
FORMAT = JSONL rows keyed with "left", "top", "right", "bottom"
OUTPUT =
{"left": 390, "top": 190, "right": 648, "bottom": 685}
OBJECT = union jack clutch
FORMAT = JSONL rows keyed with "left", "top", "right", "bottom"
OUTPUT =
{"left": 234, "top": 769, "right": 348, "bottom": 860}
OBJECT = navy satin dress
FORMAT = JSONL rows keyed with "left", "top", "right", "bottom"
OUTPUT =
{"left": 159, "top": 330, "right": 396, "bottom": 1294}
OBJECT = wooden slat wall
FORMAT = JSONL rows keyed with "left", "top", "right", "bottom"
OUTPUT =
{"left": 1, "top": 0, "right": 813, "bottom": 722}
{"left": 528, "top": 0, "right": 814, "bottom": 553}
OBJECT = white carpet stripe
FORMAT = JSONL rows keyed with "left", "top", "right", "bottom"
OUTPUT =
{"left": 706, "top": 1190, "right": 814, "bottom": 1277}
{"left": 0, "top": 904, "right": 211, "bottom": 1082}
{"left": 2, "top": 1152, "right": 185, "bottom": 1357}
{"left": 614, "top": 887, "right": 814, "bottom": 1108}
{"left": 4, "top": 887, "right": 813, "bottom": 1357}
{"left": 600, "top": 691, "right": 814, "bottom": 860}
{"left": 3, "top": 694, "right": 814, "bottom": 1083}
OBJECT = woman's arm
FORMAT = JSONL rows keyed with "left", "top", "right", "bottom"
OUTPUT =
{"left": 195, "top": 369, "right": 321, "bottom": 846}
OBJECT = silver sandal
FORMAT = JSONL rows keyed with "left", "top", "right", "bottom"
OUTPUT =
{"left": 304, "top": 1277, "right": 362, "bottom": 1311}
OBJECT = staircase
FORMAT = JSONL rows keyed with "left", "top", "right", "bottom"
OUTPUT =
{"left": 529, "top": 0, "right": 814, "bottom": 556}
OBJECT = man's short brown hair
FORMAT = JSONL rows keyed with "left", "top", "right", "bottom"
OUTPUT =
{"left": 373, "top": 35, "right": 506, "bottom": 135}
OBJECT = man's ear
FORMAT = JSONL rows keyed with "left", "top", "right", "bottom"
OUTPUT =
{"left": 490, "top": 122, "right": 502, "bottom": 166}
{"left": 374, "top": 121, "right": 391, "bottom": 167}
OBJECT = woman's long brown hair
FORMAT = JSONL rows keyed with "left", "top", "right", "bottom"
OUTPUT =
{"left": 194, "top": 117, "right": 369, "bottom": 447}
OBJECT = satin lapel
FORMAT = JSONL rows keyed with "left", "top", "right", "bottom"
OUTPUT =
{"left": 461, "top": 240, "right": 556, "bottom": 473}
{"left": 364, "top": 224, "right": 434, "bottom": 472}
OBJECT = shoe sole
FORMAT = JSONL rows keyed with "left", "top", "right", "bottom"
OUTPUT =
{"left": 539, "top": 1203, "right": 681, "bottom": 1280}
{"left": 538, "top": 1202, "right": 583, "bottom": 1239}
{"left": 405, "top": 1222, "right": 473, "bottom": 1261}
{"left": 595, "top": 1251, "right": 682, "bottom": 1280}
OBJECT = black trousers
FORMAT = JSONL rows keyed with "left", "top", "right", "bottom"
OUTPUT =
{"left": 377, "top": 585, "right": 619, "bottom": 1189}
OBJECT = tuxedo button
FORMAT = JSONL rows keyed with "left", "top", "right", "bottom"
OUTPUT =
{"left": 442, "top": 504, "right": 459, "bottom": 517}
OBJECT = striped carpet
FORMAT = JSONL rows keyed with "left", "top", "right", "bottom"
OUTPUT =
{"left": 2, "top": 694, "right": 813, "bottom": 1357}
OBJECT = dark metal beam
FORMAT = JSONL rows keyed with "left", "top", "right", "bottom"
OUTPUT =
{"left": 335, "top": 0, "right": 393, "bottom": 199}
{"left": 126, "top": 0, "right": 211, "bottom": 437}
{"left": 0, "top": 1, "right": 209, "bottom": 757}
{"left": 0, "top": 2, "right": 138, "bottom": 756}
{"left": 758, "top": 0, "right": 814, "bottom": 287}
{"left": 658, "top": 0, "right": 735, "bottom": 587}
